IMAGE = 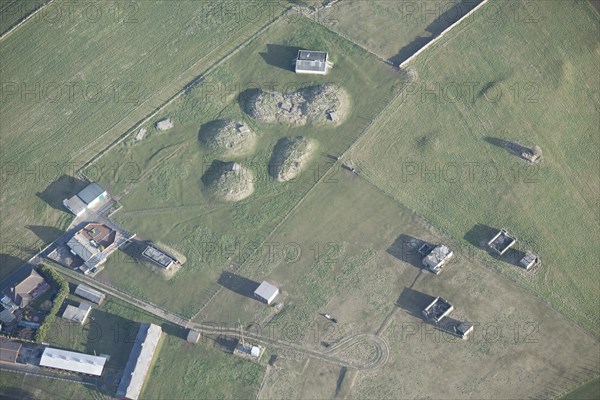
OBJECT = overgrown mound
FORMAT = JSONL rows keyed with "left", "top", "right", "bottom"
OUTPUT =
{"left": 269, "top": 136, "right": 318, "bottom": 182}
{"left": 247, "top": 84, "right": 349, "bottom": 126}
{"left": 202, "top": 161, "right": 254, "bottom": 201}
{"left": 199, "top": 120, "right": 257, "bottom": 157}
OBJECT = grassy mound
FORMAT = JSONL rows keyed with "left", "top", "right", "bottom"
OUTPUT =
{"left": 247, "top": 84, "right": 349, "bottom": 126}
{"left": 202, "top": 161, "right": 254, "bottom": 201}
{"left": 269, "top": 136, "right": 318, "bottom": 182}
{"left": 199, "top": 120, "right": 257, "bottom": 157}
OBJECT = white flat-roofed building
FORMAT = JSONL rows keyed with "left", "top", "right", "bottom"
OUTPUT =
{"left": 61, "top": 303, "right": 92, "bottom": 325}
{"left": 116, "top": 323, "right": 162, "bottom": 400}
{"left": 74, "top": 284, "right": 106, "bottom": 305}
{"left": 62, "top": 182, "right": 108, "bottom": 216}
{"left": 142, "top": 245, "right": 177, "bottom": 269}
{"left": 295, "top": 50, "right": 329, "bottom": 75}
{"left": 254, "top": 281, "right": 279, "bottom": 305}
{"left": 40, "top": 347, "right": 107, "bottom": 376}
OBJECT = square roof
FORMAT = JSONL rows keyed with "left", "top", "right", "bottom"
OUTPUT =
{"left": 254, "top": 281, "right": 279, "bottom": 302}
{"left": 77, "top": 183, "right": 106, "bottom": 205}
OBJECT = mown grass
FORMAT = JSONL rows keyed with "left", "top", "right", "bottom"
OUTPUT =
{"left": 322, "top": 0, "right": 480, "bottom": 61}
{"left": 89, "top": 14, "right": 405, "bottom": 317}
{"left": 0, "top": 0, "right": 285, "bottom": 276}
{"left": 0, "top": 0, "right": 46, "bottom": 35}
{"left": 140, "top": 334, "right": 264, "bottom": 400}
{"left": 348, "top": 0, "right": 600, "bottom": 333}
{"left": 202, "top": 161, "right": 599, "bottom": 399}
{"left": 0, "top": 370, "right": 102, "bottom": 400}
{"left": 560, "top": 377, "right": 600, "bottom": 400}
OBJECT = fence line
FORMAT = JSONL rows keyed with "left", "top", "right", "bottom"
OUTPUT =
{"left": 399, "top": 0, "right": 489, "bottom": 68}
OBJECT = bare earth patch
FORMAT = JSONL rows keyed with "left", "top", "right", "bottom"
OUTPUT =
{"left": 269, "top": 136, "right": 318, "bottom": 182}
{"left": 247, "top": 84, "right": 350, "bottom": 126}
{"left": 199, "top": 119, "right": 257, "bottom": 157}
{"left": 202, "top": 161, "right": 254, "bottom": 201}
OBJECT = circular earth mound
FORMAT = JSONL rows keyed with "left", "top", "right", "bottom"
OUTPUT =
{"left": 247, "top": 84, "right": 349, "bottom": 126}
{"left": 199, "top": 120, "right": 257, "bottom": 157}
{"left": 203, "top": 161, "right": 254, "bottom": 201}
{"left": 269, "top": 136, "right": 318, "bottom": 182}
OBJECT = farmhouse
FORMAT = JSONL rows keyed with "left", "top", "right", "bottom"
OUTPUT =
{"left": 421, "top": 244, "right": 454, "bottom": 274}
{"left": 117, "top": 323, "right": 162, "bottom": 400}
{"left": 0, "top": 340, "right": 22, "bottom": 363}
{"left": 74, "top": 284, "right": 106, "bottom": 305}
{"left": 61, "top": 303, "right": 92, "bottom": 325}
{"left": 63, "top": 182, "right": 108, "bottom": 216}
{"left": 142, "top": 244, "right": 177, "bottom": 269}
{"left": 295, "top": 50, "right": 329, "bottom": 75}
{"left": 254, "top": 281, "right": 279, "bottom": 305}
{"left": 2, "top": 266, "right": 49, "bottom": 308}
{"left": 40, "top": 347, "right": 107, "bottom": 376}
{"left": 422, "top": 297, "right": 454, "bottom": 323}
{"left": 487, "top": 229, "right": 517, "bottom": 255}
{"left": 67, "top": 223, "right": 116, "bottom": 275}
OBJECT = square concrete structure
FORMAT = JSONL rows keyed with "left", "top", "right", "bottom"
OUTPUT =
{"left": 520, "top": 251, "right": 540, "bottom": 270}
{"left": 295, "top": 50, "right": 328, "bottom": 75}
{"left": 487, "top": 229, "right": 517, "bottom": 255}
{"left": 156, "top": 118, "right": 174, "bottom": 131}
{"left": 40, "top": 347, "right": 107, "bottom": 376}
{"left": 254, "top": 281, "right": 279, "bottom": 305}
{"left": 117, "top": 323, "right": 162, "bottom": 400}
{"left": 62, "top": 303, "right": 92, "bottom": 325}
{"left": 142, "top": 245, "right": 176, "bottom": 269}
{"left": 422, "top": 244, "right": 454, "bottom": 274}
{"left": 422, "top": 297, "right": 454, "bottom": 323}
{"left": 187, "top": 329, "right": 201, "bottom": 343}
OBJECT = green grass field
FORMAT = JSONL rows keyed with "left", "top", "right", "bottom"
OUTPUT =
{"left": 202, "top": 163, "right": 599, "bottom": 399}
{"left": 0, "top": 0, "right": 46, "bottom": 35}
{"left": 0, "top": 0, "right": 285, "bottom": 276}
{"left": 322, "top": 0, "right": 480, "bottom": 62}
{"left": 348, "top": 0, "right": 600, "bottom": 333}
{"left": 560, "top": 377, "right": 600, "bottom": 400}
{"left": 140, "top": 334, "right": 265, "bottom": 400}
{"left": 89, "top": 14, "right": 406, "bottom": 317}
{"left": 0, "top": 370, "right": 103, "bottom": 400}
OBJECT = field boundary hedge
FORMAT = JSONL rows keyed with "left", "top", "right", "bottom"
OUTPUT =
{"left": 34, "top": 264, "right": 68, "bottom": 343}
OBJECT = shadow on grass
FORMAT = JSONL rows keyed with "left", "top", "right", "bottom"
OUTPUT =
{"left": 335, "top": 366, "right": 347, "bottom": 397}
{"left": 26, "top": 225, "right": 64, "bottom": 245}
{"left": 0, "top": 254, "right": 30, "bottom": 283}
{"left": 386, "top": 234, "right": 426, "bottom": 270}
{"left": 395, "top": 287, "right": 436, "bottom": 319}
{"left": 464, "top": 224, "right": 527, "bottom": 267}
{"left": 0, "top": 386, "right": 38, "bottom": 400}
{"left": 388, "top": 0, "right": 483, "bottom": 66}
{"left": 36, "top": 175, "right": 88, "bottom": 212}
{"left": 198, "top": 120, "right": 228, "bottom": 147}
{"left": 217, "top": 271, "right": 260, "bottom": 299}
{"left": 259, "top": 43, "right": 302, "bottom": 72}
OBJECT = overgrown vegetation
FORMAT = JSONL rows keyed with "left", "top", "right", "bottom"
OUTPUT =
{"left": 34, "top": 265, "right": 68, "bottom": 343}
